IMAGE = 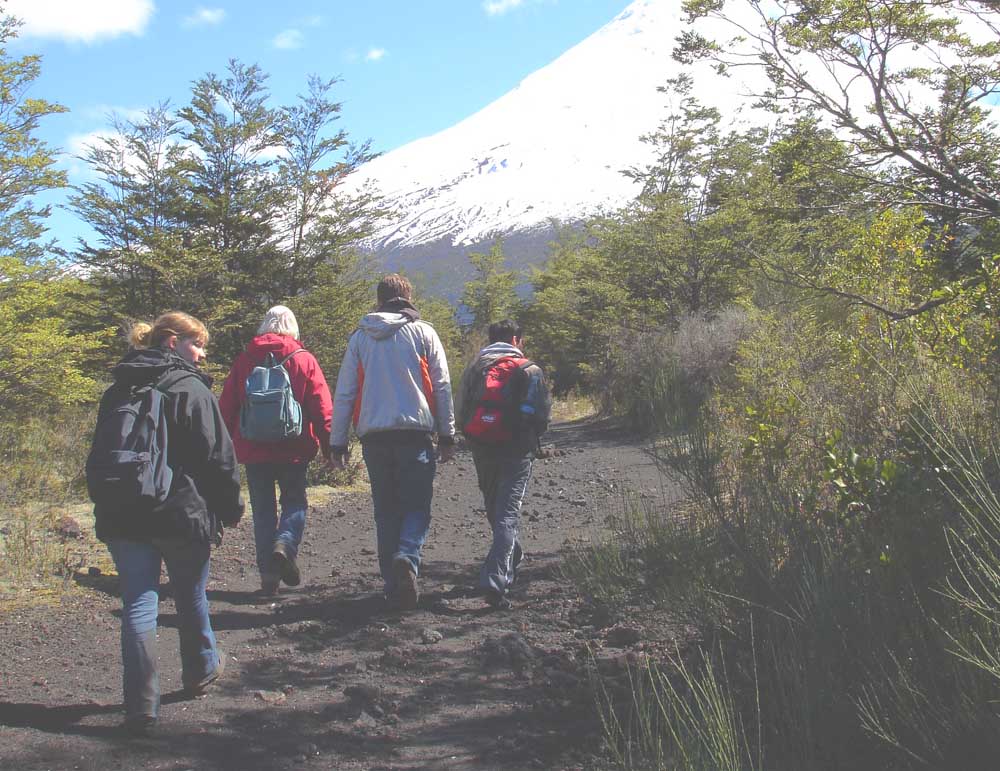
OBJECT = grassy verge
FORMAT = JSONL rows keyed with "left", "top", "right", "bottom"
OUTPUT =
{"left": 567, "top": 309, "right": 1000, "bottom": 770}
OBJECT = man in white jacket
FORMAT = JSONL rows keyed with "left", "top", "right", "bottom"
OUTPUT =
{"left": 330, "top": 274, "right": 456, "bottom": 609}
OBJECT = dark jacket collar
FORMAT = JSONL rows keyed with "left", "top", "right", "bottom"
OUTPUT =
{"left": 377, "top": 297, "right": 421, "bottom": 322}
{"left": 113, "top": 347, "right": 212, "bottom": 388}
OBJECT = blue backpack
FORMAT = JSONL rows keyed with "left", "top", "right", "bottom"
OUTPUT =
{"left": 239, "top": 349, "right": 305, "bottom": 442}
{"left": 86, "top": 373, "right": 175, "bottom": 508}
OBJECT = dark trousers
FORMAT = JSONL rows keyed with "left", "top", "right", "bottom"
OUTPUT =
{"left": 361, "top": 433, "right": 437, "bottom": 593}
{"left": 472, "top": 447, "right": 533, "bottom": 594}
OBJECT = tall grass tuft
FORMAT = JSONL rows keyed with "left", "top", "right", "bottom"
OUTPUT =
{"left": 596, "top": 646, "right": 759, "bottom": 771}
{"left": 0, "top": 410, "right": 95, "bottom": 594}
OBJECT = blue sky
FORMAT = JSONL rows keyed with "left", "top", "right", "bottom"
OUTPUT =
{"left": 7, "top": 0, "right": 631, "bottom": 250}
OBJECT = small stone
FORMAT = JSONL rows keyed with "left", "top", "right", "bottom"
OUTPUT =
{"left": 87, "top": 566, "right": 102, "bottom": 577}
{"left": 281, "top": 684, "right": 295, "bottom": 695}
{"left": 420, "top": 628, "right": 443, "bottom": 645}
{"left": 252, "top": 689, "right": 287, "bottom": 705}
{"left": 355, "top": 710, "right": 378, "bottom": 729}
{"left": 55, "top": 516, "right": 82, "bottom": 539}
{"left": 344, "top": 683, "right": 381, "bottom": 704}
{"left": 336, "top": 509, "right": 347, "bottom": 517}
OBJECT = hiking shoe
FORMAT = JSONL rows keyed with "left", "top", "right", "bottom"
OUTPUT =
{"left": 259, "top": 572, "right": 280, "bottom": 596}
{"left": 485, "top": 589, "right": 513, "bottom": 611}
{"left": 122, "top": 715, "right": 157, "bottom": 738}
{"left": 184, "top": 651, "right": 226, "bottom": 696}
{"left": 391, "top": 558, "right": 419, "bottom": 610}
{"left": 272, "top": 542, "right": 301, "bottom": 587}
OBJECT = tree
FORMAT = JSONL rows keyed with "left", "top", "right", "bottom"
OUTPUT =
{"left": 0, "top": 14, "right": 66, "bottom": 261}
{"left": 0, "top": 258, "right": 107, "bottom": 413}
{"left": 459, "top": 238, "right": 520, "bottom": 337}
{"left": 179, "top": 60, "right": 284, "bottom": 356}
{"left": 69, "top": 104, "right": 226, "bottom": 323}
{"left": 277, "top": 75, "right": 384, "bottom": 297}
{"left": 525, "top": 228, "right": 632, "bottom": 393}
{"left": 600, "top": 78, "right": 758, "bottom": 324}
{"left": 679, "top": 0, "right": 1000, "bottom": 286}
{"left": 0, "top": 12, "right": 106, "bottom": 417}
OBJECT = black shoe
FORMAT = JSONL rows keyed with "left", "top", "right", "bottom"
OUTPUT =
{"left": 272, "top": 542, "right": 301, "bottom": 586}
{"left": 122, "top": 715, "right": 157, "bottom": 738}
{"left": 485, "top": 589, "right": 512, "bottom": 611}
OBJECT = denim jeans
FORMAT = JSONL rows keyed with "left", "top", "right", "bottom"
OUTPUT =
{"left": 361, "top": 433, "right": 437, "bottom": 593}
{"left": 472, "top": 449, "right": 533, "bottom": 594}
{"left": 108, "top": 539, "right": 220, "bottom": 720}
{"left": 245, "top": 462, "right": 308, "bottom": 579}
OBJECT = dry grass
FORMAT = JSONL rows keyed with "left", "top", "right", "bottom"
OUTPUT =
{"left": 551, "top": 392, "right": 600, "bottom": 424}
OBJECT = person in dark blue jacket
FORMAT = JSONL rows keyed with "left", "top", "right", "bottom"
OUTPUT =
{"left": 91, "top": 311, "right": 243, "bottom": 736}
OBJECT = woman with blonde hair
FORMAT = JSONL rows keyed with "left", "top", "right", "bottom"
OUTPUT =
{"left": 88, "top": 311, "right": 243, "bottom": 736}
{"left": 220, "top": 305, "right": 333, "bottom": 594}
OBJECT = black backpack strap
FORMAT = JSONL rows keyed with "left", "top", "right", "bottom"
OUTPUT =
{"left": 155, "top": 368, "right": 200, "bottom": 392}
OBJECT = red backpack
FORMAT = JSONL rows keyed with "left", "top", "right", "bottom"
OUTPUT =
{"left": 462, "top": 357, "right": 532, "bottom": 443}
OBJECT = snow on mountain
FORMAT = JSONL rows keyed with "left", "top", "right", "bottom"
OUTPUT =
{"left": 346, "top": 0, "right": 764, "bottom": 253}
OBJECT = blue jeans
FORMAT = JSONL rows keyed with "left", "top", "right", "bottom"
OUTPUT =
{"left": 362, "top": 434, "right": 437, "bottom": 593}
{"left": 472, "top": 449, "right": 533, "bottom": 594}
{"left": 245, "top": 463, "right": 308, "bottom": 578}
{"left": 108, "top": 539, "right": 220, "bottom": 720}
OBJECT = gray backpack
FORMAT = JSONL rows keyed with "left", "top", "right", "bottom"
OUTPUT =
{"left": 86, "top": 373, "right": 174, "bottom": 508}
{"left": 239, "top": 349, "right": 305, "bottom": 442}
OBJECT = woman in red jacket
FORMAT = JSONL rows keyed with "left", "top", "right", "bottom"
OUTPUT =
{"left": 220, "top": 306, "right": 333, "bottom": 594}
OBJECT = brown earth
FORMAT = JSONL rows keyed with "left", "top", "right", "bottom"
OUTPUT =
{"left": 0, "top": 418, "right": 679, "bottom": 771}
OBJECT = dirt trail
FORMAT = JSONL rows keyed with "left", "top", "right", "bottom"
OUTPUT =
{"left": 0, "top": 418, "right": 676, "bottom": 771}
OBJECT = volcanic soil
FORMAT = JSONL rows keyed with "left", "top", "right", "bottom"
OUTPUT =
{"left": 0, "top": 417, "right": 680, "bottom": 770}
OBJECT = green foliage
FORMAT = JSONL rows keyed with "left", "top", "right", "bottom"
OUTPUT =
{"left": 71, "top": 61, "right": 386, "bottom": 364}
{"left": 0, "top": 15, "right": 67, "bottom": 262}
{"left": 526, "top": 228, "right": 633, "bottom": 393}
{"left": 459, "top": 237, "right": 520, "bottom": 337}
{"left": 0, "top": 258, "right": 109, "bottom": 414}
{"left": 288, "top": 252, "right": 374, "bottom": 378}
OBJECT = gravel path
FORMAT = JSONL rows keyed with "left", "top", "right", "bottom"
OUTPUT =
{"left": 0, "top": 418, "right": 677, "bottom": 771}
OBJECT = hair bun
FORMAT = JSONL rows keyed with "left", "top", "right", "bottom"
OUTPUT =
{"left": 127, "top": 321, "right": 154, "bottom": 349}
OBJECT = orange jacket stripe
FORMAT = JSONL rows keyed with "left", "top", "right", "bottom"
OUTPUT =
{"left": 420, "top": 356, "right": 436, "bottom": 417}
{"left": 352, "top": 363, "right": 365, "bottom": 426}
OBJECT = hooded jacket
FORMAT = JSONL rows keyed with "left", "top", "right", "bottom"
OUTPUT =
{"left": 92, "top": 347, "right": 244, "bottom": 545}
{"left": 457, "top": 341, "right": 552, "bottom": 456}
{"left": 219, "top": 333, "right": 333, "bottom": 465}
{"left": 331, "top": 307, "right": 455, "bottom": 450}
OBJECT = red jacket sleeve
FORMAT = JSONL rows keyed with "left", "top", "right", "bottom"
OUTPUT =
{"left": 292, "top": 352, "right": 333, "bottom": 456}
{"left": 219, "top": 354, "right": 247, "bottom": 437}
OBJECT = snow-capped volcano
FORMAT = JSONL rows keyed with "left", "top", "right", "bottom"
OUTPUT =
{"left": 346, "top": 0, "right": 763, "bottom": 280}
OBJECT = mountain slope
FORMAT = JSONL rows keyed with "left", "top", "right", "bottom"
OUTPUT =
{"left": 351, "top": 0, "right": 765, "bottom": 253}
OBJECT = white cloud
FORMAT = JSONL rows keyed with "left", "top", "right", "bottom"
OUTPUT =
{"left": 5, "top": 0, "right": 154, "bottom": 44}
{"left": 365, "top": 47, "right": 386, "bottom": 62}
{"left": 81, "top": 104, "right": 151, "bottom": 124}
{"left": 183, "top": 7, "right": 225, "bottom": 27}
{"left": 483, "top": 0, "right": 525, "bottom": 16}
{"left": 62, "top": 129, "right": 123, "bottom": 180}
{"left": 273, "top": 28, "right": 304, "bottom": 50}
